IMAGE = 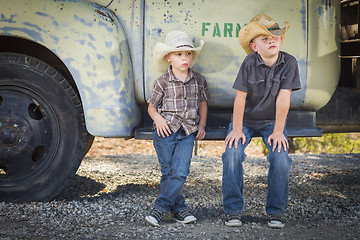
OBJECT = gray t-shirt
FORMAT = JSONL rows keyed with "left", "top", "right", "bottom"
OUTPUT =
{"left": 232, "top": 51, "right": 301, "bottom": 130}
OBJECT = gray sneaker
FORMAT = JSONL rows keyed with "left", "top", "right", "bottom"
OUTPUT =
{"left": 173, "top": 210, "right": 197, "bottom": 224}
{"left": 145, "top": 208, "right": 164, "bottom": 227}
{"left": 225, "top": 214, "right": 242, "bottom": 227}
{"left": 268, "top": 215, "right": 285, "bottom": 229}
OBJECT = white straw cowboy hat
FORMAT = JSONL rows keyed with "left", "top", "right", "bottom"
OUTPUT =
{"left": 153, "top": 31, "right": 204, "bottom": 72}
{"left": 239, "top": 14, "right": 290, "bottom": 55}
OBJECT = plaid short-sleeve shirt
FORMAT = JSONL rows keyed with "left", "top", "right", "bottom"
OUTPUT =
{"left": 148, "top": 67, "right": 210, "bottom": 135}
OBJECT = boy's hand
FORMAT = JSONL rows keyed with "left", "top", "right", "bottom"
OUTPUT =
{"left": 195, "top": 125, "right": 206, "bottom": 140}
{"left": 154, "top": 115, "right": 171, "bottom": 137}
{"left": 225, "top": 129, "right": 246, "bottom": 149}
{"left": 267, "top": 131, "right": 289, "bottom": 152}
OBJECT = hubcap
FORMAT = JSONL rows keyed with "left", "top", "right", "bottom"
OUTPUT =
{"left": 0, "top": 86, "right": 57, "bottom": 184}
{"left": 0, "top": 116, "right": 31, "bottom": 154}
{"left": 0, "top": 125, "right": 20, "bottom": 147}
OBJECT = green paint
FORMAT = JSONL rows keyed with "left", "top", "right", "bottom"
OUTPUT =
{"left": 235, "top": 23, "right": 241, "bottom": 37}
{"left": 213, "top": 23, "right": 221, "bottom": 37}
{"left": 224, "top": 23, "right": 232, "bottom": 37}
{"left": 202, "top": 22, "right": 242, "bottom": 37}
{"left": 202, "top": 22, "right": 211, "bottom": 36}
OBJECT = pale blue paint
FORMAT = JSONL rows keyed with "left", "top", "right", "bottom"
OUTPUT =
{"left": 1, "top": 27, "right": 44, "bottom": 42}
{"left": 77, "top": 39, "right": 86, "bottom": 45}
{"left": 35, "top": 12, "right": 49, "bottom": 17}
{"left": 50, "top": 35, "right": 59, "bottom": 43}
{"left": 73, "top": 14, "right": 93, "bottom": 27}
{"left": 105, "top": 41, "right": 112, "bottom": 48}
{"left": 98, "top": 21, "right": 114, "bottom": 32}
{"left": 88, "top": 33, "right": 96, "bottom": 41}
{"left": 23, "top": 22, "right": 43, "bottom": 31}
{"left": 300, "top": 0, "right": 306, "bottom": 43}
{"left": 87, "top": 42, "right": 96, "bottom": 50}
{"left": 110, "top": 55, "right": 121, "bottom": 77}
{"left": 0, "top": 14, "right": 16, "bottom": 23}
{"left": 291, "top": 58, "right": 307, "bottom": 107}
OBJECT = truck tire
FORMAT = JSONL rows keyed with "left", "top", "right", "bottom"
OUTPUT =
{"left": 0, "top": 53, "right": 90, "bottom": 202}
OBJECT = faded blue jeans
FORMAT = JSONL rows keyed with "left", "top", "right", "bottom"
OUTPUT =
{"left": 222, "top": 122, "right": 292, "bottom": 217}
{"left": 153, "top": 127, "right": 196, "bottom": 214}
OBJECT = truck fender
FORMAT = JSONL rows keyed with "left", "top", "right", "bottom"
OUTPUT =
{"left": 0, "top": 0, "right": 141, "bottom": 137}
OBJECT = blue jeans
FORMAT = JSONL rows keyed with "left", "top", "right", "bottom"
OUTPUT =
{"left": 222, "top": 122, "right": 292, "bottom": 217}
{"left": 153, "top": 127, "right": 196, "bottom": 214}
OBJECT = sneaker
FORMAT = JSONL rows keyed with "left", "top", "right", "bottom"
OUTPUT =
{"left": 268, "top": 215, "right": 285, "bottom": 229}
{"left": 225, "top": 214, "right": 242, "bottom": 227}
{"left": 173, "top": 210, "right": 197, "bottom": 224}
{"left": 145, "top": 208, "right": 164, "bottom": 227}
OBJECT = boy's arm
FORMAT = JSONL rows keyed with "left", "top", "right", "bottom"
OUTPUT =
{"left": 196, "top": 101, "right": 208, "bottom": 140}
{"left": 225, "top": 90, "right": 247, "bottom": 149}
{"left": 267, "top": 89, "right": 292, "bottom": 152}
{"left": 148, "top": 103, "right": 171, "bottom": 137}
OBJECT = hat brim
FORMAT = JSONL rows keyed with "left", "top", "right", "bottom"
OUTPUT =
{"left": 239, "top": 21, "right": 290, "bottom": 55}
{"left": 153, "top": 40, "right": 204, "bottom": 72}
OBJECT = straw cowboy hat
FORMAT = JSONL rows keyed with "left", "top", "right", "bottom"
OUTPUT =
{"left": 239, "top": 14, "right": 290, "bottom": 55}
{"left": 153, "top": 31, "right": 204, "bottom": 72}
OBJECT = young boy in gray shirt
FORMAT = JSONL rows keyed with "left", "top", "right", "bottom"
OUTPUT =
{"left": 222, "top": 14, "right": 301, "bottom": 229}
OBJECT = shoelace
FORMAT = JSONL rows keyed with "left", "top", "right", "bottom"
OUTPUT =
{"left": 269, "top": 216, "right": 282, "bottom": 222}
{"left": 176, "top": 210, "right": 191, "bottom": 219}
{"left": 226, "top": 214, "right": 241, "bottom": 221}
{"left": 151, "top": 208, "right": 163, "bottom": 221}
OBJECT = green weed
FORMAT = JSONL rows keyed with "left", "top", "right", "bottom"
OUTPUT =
{"left": 290, "top": 133, "right": 360, "bottom": 154}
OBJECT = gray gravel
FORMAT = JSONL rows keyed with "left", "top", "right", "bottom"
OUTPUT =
{"left": 1, "top": 153, "right": 360, "bottom": 239}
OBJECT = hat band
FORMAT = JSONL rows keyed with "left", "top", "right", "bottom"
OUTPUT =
{"left": 176, "top": 44, "right": 193, "bottom": 48}
{"left": 267, "top": 27, "right": 280, "bottom": 30}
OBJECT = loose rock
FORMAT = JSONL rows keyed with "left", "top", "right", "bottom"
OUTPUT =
{"left": 0, "top": 152, "right": 359, "bottom": 239}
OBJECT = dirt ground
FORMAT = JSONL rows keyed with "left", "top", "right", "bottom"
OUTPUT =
{"left": 1, "top": 137, "right": 359, "bottom": 240}
{"left": 82, "top": 138, "right": 360, "bottom": 240}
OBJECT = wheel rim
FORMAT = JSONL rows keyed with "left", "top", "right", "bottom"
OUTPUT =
{"left": 0, "top": 84, "right": 59, "bottom": 186}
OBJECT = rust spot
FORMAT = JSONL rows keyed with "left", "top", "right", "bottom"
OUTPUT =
{"left": 95, "top": 9, "right": 114, "bottom": 22}
{"left": 96, "top": 10, "right": 106, "bottom": 17}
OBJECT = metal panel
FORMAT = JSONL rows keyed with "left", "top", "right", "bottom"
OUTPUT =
{"left": 107, "top": 0, "right": 145, "bottom": 104}
{"left": 304, "top": 0, "right": 341, "bottom": 111}
{"left": 143, "top": 0, "right": 307, "bottom": 108}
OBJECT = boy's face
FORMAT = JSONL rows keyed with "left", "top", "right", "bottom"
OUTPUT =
{"left": 250, "top": 35, "right": 282, "bottom": 58}
{"left": 165, "top": 51, "right": 193, "bottom": 73}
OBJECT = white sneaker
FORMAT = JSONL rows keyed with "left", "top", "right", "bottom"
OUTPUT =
{"left": 268, "top": 215, "right": 285, "bottom": 229}
{"left": 145, "top": 208, "right": 164, "bottom": 227}
{"left": 225, "top": 214, "right": 242, "bottom": 227}
{"left": 173, "top": 210, "right": 197, "bottom": 224}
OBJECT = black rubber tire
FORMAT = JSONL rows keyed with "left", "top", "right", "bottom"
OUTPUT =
{"left": 0, "top": 53, "right": 91, "bottom": 202}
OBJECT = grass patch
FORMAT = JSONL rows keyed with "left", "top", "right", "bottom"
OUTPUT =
{"left": 290, "top": 133, "right": 360, "bottom": 154}
{"left": 251, "top": 133, "right": 360, "bottom": 155}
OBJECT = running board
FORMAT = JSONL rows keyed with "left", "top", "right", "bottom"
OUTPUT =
{"left": 134, "top": 127, "right": 322, "bottom": 140}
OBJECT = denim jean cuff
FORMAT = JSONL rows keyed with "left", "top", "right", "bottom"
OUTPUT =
{"left": 153, "top": 205, "right": 168, "bottom": 214}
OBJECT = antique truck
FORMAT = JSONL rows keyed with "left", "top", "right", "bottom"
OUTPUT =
{"left": 0, "top": 0, "right": 359, "bottom": 202}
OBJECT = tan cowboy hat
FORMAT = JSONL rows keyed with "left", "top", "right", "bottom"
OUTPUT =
{"left": 239, "top": 14, "right": 290, "bottom": 55}
{"left": 153, "top": 30, "right": 204, "bottom": 72}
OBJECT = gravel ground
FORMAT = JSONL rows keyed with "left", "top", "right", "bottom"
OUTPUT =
{"left": 0, "top": 139, "right": 360, "bottom": 239}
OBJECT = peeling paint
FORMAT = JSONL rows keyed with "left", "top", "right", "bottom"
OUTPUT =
{"left": 0, "top": 14, "right": 17, "bottom": 23}
{"left": 300, "top": 0, "right": 306, "bottom": 43}
{"left": 0, "top": 0, "right": 140, "bottom": 137}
